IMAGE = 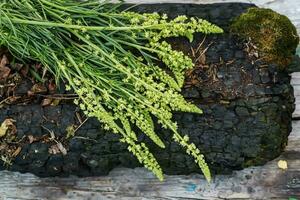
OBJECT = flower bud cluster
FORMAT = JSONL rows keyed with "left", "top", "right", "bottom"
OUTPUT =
{"left": 53, "top": 11, "right": 222, "bottom": 181}
{"left": 121, "top": 12, "right": 223, "bottom": 88}
{"left": 173, "top": 133, "right": 211, "bottom": 182}
{"left": 121, "top": 136, "right": 164, "bottom": 181}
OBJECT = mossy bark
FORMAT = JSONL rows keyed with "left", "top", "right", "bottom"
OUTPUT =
{"left": 230, "top": 8, "right": 299, "bottom": 69}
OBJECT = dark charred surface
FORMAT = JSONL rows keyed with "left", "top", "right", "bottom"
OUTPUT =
{"left": 0, "top": 3, "right": 296, "bottom": 177}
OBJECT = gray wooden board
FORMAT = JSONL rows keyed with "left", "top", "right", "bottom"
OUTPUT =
{"left": 1, "top": 0, "right": 300, "bottom": 199}
{"left": 292, "top": 73, "right": 300, "bottom": 118}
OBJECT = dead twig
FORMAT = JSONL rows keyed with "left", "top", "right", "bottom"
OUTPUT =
{"left": 72, "top": 136, "right": 97, "bottom": 142}
{"left": 0, "top": 83, "right": 15, "bottom": 88}
{"left": 195, "top": 42, "right": 213, "bottom": 64}
{"left": 196, "top": 35, "right": 207, "bottom": 54}
{"left": 74, "top": 117, "right": 89, "bottom": 133}
{"left": 37, "top": 93, "right": 78, "bottom": 100}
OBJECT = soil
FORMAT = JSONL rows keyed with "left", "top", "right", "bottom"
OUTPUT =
{"left": 0, "top": 3, "right": 296, "bottom": 177}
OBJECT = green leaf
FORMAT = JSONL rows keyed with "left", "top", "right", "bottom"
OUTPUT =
{"left": 186, "top": 32, "right": 194, "bottom": 43}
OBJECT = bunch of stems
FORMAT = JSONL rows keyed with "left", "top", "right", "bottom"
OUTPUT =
{"left": 0, "top": 0, "right": 223, "bottom": 181}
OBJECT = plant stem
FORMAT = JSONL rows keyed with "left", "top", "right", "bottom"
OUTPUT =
{"left": 5, "top": 17, "right": 162, "bottom": 31}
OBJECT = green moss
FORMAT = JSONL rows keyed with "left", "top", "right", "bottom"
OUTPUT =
{"left": 242, "top": 157, "right": 266, "bottom": 168}
{"left": 230, "top": 8, "right": 299, "bottom": 69}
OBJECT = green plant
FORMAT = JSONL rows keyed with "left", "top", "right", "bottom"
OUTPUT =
{"left": 231, "top": 7, "right": 299, "bottom": 68}
{"left": 0, "top": 0, "right": 223, "bottom": 181}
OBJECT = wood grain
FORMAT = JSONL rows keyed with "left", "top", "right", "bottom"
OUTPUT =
{"left": 0, "top": 1, "right": 300, "bottom": 199}
{"left": 292, "top": 73, "right": 300, "bottom": 118}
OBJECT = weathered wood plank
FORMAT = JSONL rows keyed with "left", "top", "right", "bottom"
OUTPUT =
{"left": 0, "top": 120, "right": 299, "bottom": 200}
{"left": 292, "top": 73, "right": 300, "bottom": 118}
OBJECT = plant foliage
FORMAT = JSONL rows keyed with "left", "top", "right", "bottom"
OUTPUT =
{"left": 0, "top": 0, "right": 223, "bottom": 181}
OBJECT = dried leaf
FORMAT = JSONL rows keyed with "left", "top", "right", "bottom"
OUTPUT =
{"left": 0, "top": 67, "right": 11, "bottom": 80}
{"left": 197, "top": 52, "right": 206, "bottom": 65}
{"left": 0, "top": 55, "right": 11, "bottom": 80}
{"left": 0, "top": 119, "right": 16, "bottom": 138}
{"left": 12, "top": 146, "right": 22, "bottom": 157}
{"left": 41, "top": 98, "right": 53, "bottom": 106}
{"left": 278, "top": 160, "right": 288, "bottom": 170}
{"left": 0, "top": 143, "right": 8, "bottom": 151}
{"left": 49, "top": 143, "right": 67, "bottom": 155}
{"left": 48, "top": 144, "right": 60, "bottom": 155}
{"left": 29, "top": 83, "right": 47, "bottom": 94}
{"left": 27, "top": 135, "right": 37, "bottom": 144}
{"left": 9, "top": 122, "right": 17, "bottom": 135}
{"left": 48, "top": 82, "right": 56, "bottom": 92}
{"left": 0, "top": 55, "right": 9, "bottom": 68}
{"left": 57, "top": 142, "right": 67, "bottom": 155}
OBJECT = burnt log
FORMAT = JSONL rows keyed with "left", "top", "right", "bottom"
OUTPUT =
{"left": 0, "top": 3, "right": 297, "bottom": 178}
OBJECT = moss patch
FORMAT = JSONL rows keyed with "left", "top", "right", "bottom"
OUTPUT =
{"left": 230, "top": 8, "right": 299, "bottom": 69}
